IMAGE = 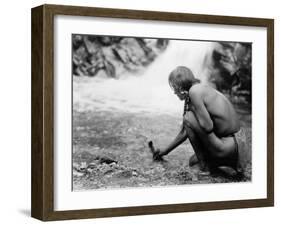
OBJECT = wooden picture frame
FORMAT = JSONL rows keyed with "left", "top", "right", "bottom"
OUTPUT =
{"left": 31, "top": 4, "right": 274, "bottom": 221}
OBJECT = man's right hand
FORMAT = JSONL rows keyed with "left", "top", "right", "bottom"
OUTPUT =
{"left": 153, "top": 149, "right": 164, "bottom": 161}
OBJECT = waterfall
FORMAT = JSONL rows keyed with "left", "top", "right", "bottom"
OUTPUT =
{"left": 73, "top": 40, "right": 216, "bottom": 115}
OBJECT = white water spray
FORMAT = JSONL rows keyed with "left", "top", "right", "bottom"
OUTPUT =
{"left": 73, "top": 40, "right": 216, "bottom": 115}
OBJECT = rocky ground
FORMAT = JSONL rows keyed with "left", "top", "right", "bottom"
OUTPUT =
{"left": 72, "top": 105, "right": 252, "bottom": 191}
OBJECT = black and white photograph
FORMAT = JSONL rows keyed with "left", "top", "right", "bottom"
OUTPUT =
{"left": 72, "top": 34, "right": 252, "bottom": 191}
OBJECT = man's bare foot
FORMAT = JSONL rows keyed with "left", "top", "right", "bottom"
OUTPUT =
{"left": 189, "top": 154, "right": 211, "bottom": 175}
{"left": 197, "top": 161, "right": 212, "bottom": 176}
{"left": 198, "top": 170, "right": 211, "bottom": 176}
{"left": 189, "top": 154, "right": 199, "bottom": 166}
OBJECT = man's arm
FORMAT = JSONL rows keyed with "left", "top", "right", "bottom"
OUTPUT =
{"left": 189, "top": 88, "right": 213, "bottom": 133}
{"left": 158, "top": 123, "right": 188, "bottom": 157}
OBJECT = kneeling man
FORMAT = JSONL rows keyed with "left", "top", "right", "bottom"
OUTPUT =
{"left": 155, "top": 66, "right": 243, "bottom": 175}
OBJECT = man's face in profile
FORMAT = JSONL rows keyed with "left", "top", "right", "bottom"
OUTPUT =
{"left": 174, "top": 88, "right": 187, "bottom": 101}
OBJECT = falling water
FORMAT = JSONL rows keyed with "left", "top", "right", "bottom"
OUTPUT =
{"left": 73, "top": 40, "right": 216, "bottom": 115}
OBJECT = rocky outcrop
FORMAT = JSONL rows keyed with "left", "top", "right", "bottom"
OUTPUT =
{"left": 210, "top": 42, "right": 252, "bottom": 103}
{"left": 72, "top": 35, "right": 169, "bottom": 78}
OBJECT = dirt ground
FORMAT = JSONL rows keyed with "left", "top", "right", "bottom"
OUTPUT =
{"left": 72, "top": 104, "right": 252, "bottom": 191}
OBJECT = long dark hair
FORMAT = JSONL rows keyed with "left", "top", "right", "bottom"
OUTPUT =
{"left": 168, "top": 66, "right": 200, "bottom": 92}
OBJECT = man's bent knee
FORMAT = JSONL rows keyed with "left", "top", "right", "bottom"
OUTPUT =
{"left": 183, "top": 111, "right": 200, "bottom": 131}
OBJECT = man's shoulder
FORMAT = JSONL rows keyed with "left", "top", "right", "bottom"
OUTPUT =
{"left": 189, "top": 83, "right": 205, "bottom": 97}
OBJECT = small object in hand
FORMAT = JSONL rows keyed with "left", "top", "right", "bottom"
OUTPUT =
{"left": 148, "top": 141, "right": 163, "bottom": 161}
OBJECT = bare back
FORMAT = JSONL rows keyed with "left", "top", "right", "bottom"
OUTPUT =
{"left": 189, "top": 84, "right": 240, "bottom": 137}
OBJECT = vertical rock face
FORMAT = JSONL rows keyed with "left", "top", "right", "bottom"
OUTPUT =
{"left": 72, "top": 34, "right": 169, "bottom": 78}
{"left": 210, "top": 42, "right": 252, "bottom": 103}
